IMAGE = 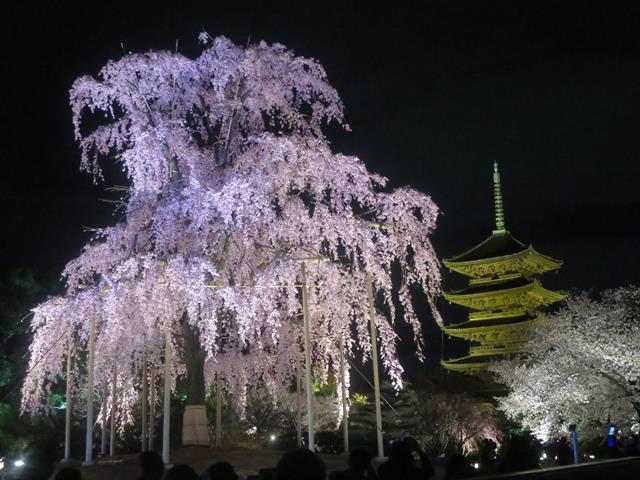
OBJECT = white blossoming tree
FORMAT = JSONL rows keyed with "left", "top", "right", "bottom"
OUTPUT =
{"left": 490, "top": 287, "right": 640, "bottom": 441}
{"left": 21, "top": 34, "right": 441, "bottom": 455}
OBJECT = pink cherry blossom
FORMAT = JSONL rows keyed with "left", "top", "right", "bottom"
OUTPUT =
{"left": 22, "top": 35, "right": 441, "bottom": 420}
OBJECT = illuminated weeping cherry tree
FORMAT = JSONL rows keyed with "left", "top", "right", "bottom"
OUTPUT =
{"left": 21, "top": 34, "right": 441, "bottom": 461}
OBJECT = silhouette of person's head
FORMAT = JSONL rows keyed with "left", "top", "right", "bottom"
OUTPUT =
{"left": 207, "top": 461, "right": 238, "bottom": 480}
{"left": 348, "top": 447, "right": 373, "bottom": 473}
{"left": 276, "top": 448, "right": 325, "bottom": 480}
{"left": 445, "top": 454, "right": 471, "bottom": 480}
{"left": 500, "top": 435, "right": 539, "bottom": 473}
{"left": 388, "top": 439, "right": 414, "bottom": 466}
{"left": 164, "top": 464, "right": 199, "bottom": 480}
{"left": 55, "top": 467, "right": 82, "bottom": 480}
{"left": 479, "top": 438, "right": 497, "bottom": 464}
{"left": 19, "top": 439, "right": 58, "bottom": 480}
{"left": 138, "top": 451, "right": 164, "bottom": 480}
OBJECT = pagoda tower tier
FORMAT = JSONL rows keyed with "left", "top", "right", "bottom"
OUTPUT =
{"left": 440, "top": 162, "right": 564, "bottom": 374}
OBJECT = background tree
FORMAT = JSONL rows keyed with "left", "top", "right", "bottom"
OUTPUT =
{"left": 412, "top": 388, "right": 502, "bottom": 455}
{"left": 490, "top": 287, "right": 640, "bottom": 441}
{"left": 347, "top": 379, "right": 502, "bottom": 456}
{"left": 0, "top": 269, "right": 62, "bottom": 455}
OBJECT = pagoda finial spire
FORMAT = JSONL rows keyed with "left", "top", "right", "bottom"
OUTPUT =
{"left": 492, "top": 161, "right": 507, "bottom": 234}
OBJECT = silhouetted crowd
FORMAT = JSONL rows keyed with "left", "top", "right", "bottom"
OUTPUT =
{"left": 54, "top": 444, "right": 430, "bottom": 480}
{"left": 27, "top": 437, "right": 437, "bottom": 480}
{"left": 8, "top": 433, "right": 640, "bottom": 480}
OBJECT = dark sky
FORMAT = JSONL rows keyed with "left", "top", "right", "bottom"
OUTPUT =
{"left": 2, "top": 1, "right": 639, "bottom": 362}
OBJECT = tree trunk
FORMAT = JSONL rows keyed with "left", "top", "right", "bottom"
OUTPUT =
{"left": 181, "top": 319, "right": 210, "bottom": 446}
{"left": 182, "top": 321, "right": 206, "bottom": 405}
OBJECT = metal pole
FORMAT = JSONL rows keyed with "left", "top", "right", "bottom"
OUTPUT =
{"left": 296, "top": 372, "right": 303, "bottom": 448}
{"left": 141, "top": 358, "right": 147, "bottom": 452}
{"left": 162, "top": 330, "right": 171, "bottom": 464}
{"left": 148, "top": 367, "right": 156, "bottom": 451}
{"left": 300, "top": 262, "right": 315, "bottom": 451}
{"left": 63, "top": 342, "right": 73, "bottom": 462}
{"left": 366, "top": 272, "right": 384, "bottom": 457}
{"left": 100, "top": 387, "right": 108, "bottom": 456}
{"left": 215, "top": 373, "right": 222, "bottom": 447}
{"left": 110, "top": 365, "right": 117, "bottom": 456}
{"left": 83, "top": 316, "right": 96, "bottom": 466}
{"left": 339, "top": 334, "right": 349, "bottom": 454}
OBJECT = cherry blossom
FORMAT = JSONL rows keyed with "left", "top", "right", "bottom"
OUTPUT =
{"left": 22, "top": 35, "right": 441, "bottom": 420}
{"left": 490, "top": 287, "right": 640, "bottom": 440}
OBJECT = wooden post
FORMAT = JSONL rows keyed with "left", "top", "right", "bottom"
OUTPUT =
{"left": 63, "top": 342, "right": 73, "bottom": 462}
{"left": 339, "top": 334, "right": 349, "bottom": 454}
{"left": 100, "top": 387, "right": 108, "bottom": 456}
{"left": 215, "top": 373, "right": 222, "bottom": 447}
{"left": 141, "top": 358, "right": 148, "bottom": 452}
{"left": 162, "top": 330, "right": 171, "bottom": 464}
{"left": 148, "top": 367, "right": 156, "bottom": 451}
{"left": 296, "top": 372, "right": 303, "bottom": 448}
{"left": 300, "top": 262, "right": 315, "bottom": 451}
{"left": 366, "top": 272, "right": 384, "bottom": 457}
{"left": 110, "top": 366, "right": 117, "bottom": 456}
{"left": 83, "top": 316, "right": 96, "bottom": 466}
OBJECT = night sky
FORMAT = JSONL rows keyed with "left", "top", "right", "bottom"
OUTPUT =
{"left": 2, "top": 2, "right": 639, "bottom": 365}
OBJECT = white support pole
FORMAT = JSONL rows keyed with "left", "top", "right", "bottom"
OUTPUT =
{"left": 148, "top": 367, "right": 156, "bottom": 451}
{"left": 110, "top": 365, "right": 117, "bottom": 456}
{"left": 300, "top": 262, "right": 315, "bottom": 451}
{"left": 215, "top": 373, "right": 222, "bottom": 447}
{"left": 141, "top": 358, "right": 147, "bottom": 452}
{"left": 366, "top": 272, "right": 384, "bottom": 458}
{"left": 296, "top": 372, "right": 303, "bottom": 448}
{"left": 339, "top": 334, "right": 349, "bottom": 455}
{"left": 100, "top": 387, "right": 108, "bottom": 456}
{"left": 83, "top": 316, "right": 96, "bottom": 466}
{"left": 63, "top": 342, "right": 73, "bottom": 462}
{"left": 162, "top": 330, "right": 171, "bottom": 464}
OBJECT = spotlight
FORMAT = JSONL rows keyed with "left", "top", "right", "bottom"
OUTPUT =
{"left": 14, "top": 459, "right": 25, "bottom": 468}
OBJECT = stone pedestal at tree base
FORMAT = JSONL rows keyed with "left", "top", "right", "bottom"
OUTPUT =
{"left": 182, "top": 405, "right": 211, "bottom": 446}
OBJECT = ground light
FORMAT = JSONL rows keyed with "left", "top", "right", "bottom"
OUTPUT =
{"left": 14, "top": 459, "right": 25, "bottom": 467}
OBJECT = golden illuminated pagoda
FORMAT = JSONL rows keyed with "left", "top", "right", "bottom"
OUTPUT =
{"left": 441, "top": 162, "right": 565, "bottom": 374}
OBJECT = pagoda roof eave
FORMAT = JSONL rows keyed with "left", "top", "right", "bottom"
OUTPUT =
{"left": 441, "top": 358, "right": 490, "bottom": 373}
{"left": 444, "top": 231, "right": 525, "bottom": 262}
{"left": 443, "top": 317, "right": 539, "bottom": 336}
{"left": 443, "top": 244, "right": 563, "bottom": 274}
{"left": 443, "top": 279, "right": 566, "bottom": 309}
{"left": 441, "top": 351, "right": 526, "bottom": 373}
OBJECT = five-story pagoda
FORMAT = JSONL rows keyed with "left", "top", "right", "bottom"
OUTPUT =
{"left": 441, "top": 162, "right": 565, "bottom": 374}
